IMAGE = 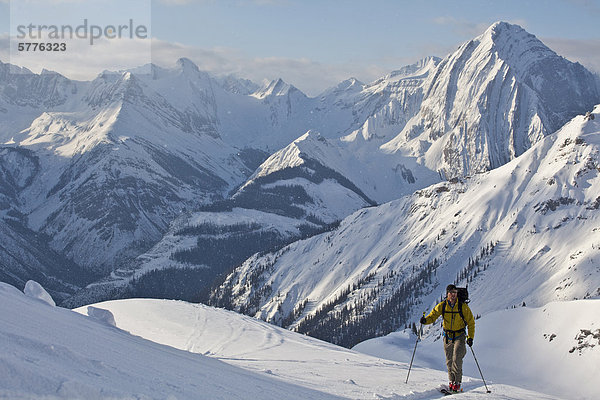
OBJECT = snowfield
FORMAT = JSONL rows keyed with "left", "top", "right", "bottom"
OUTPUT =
{"left": 0, "top": 283, "right": 341, "bottom": 400}
{"left": 2, "top": 281, "right": 598, "bottom": 399}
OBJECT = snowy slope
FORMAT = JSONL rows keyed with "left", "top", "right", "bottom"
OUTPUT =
{"left": 0, "top": 282, "right": 345, "bottom": 400}
{"left": 232, "top": 130, "right": 376, "bottom": 221}
{"left": 71, "top": 294, "right": 566, "bottom": 400}
{"left": 212, "top": 106, "right": 600, "bottom": 348}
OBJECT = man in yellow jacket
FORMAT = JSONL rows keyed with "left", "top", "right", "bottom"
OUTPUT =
{"left": 420, "top": 284, "right": 475, "bottom": 393}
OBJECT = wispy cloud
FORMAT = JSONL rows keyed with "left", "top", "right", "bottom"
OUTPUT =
{"left": 149, "top": 38, "right": 388, "bottom": 95}
{"left": 0, "top": 35, "right": 389, "bottom": 96}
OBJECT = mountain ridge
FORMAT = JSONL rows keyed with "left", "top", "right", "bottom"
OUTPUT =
{"left": 1, "top": 21, "right": 599, "bottom": 309}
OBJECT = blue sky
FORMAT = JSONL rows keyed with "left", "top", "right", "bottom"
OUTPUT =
{"left": 1, "top": 0, "right": 600, "bottom": 95}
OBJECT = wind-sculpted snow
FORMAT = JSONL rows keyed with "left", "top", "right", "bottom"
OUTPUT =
{"left": 24, "top": 280, "right": 55, "bottom": 306}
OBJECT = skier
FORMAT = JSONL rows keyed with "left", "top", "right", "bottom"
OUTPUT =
{"left": 420, "top": 284, "right": 475, "bottom": 393}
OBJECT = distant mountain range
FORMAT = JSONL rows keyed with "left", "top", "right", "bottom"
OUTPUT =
{"left": 1, "top": 22, "right": 599, "bottom": 317}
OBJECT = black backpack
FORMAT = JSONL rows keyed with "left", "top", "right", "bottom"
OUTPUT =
{"left": 457, "top": 287, "right": 469, "bottom": 304}
{"left": 442, "top": 286, "right": 469, "bottom": 324}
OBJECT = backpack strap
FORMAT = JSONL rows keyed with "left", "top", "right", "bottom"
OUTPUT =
{"left": 458, "top": 302, "right": 466, "bottom": 324}
{"left": 442, "top": 300, "right": 467, "bottom": 325}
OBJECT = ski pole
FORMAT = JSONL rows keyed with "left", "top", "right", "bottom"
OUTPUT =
{"left": 405, "top": 313, "right": 425, "bottom": 384}
{"left": 469, "top": 345, "right": 491, "bottom": 393}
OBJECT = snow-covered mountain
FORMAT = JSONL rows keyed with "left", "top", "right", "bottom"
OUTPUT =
{"left": 7, "top": 65, "right": 252, "bottom": 275}
{"left": 0, "top": 146, "right": 97, "bottom": 301}
{"left": 211, "top": 106, "right": 600, "bottom": 350}
{"left": 382, "top": 22, "right": 599, "bottom": 179}
{"left": 0, "top": 53, "right": 440, "bottom": 291}
{"left": 2, "top": 21, "right": 600, "bottom": 309}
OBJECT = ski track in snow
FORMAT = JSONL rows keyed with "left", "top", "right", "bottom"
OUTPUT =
{"left": 72, "top": 297, "right": 586, "bottom": 400}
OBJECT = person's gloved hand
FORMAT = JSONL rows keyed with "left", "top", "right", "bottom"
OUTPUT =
{"left": 420, "top": 316, "right": 427, "bottom": 324}
{"left": 466, "top": 338, "right": 473, "bottom": 347}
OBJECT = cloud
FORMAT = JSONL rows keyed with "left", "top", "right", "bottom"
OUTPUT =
{"left": 149, "top": 38, "right": 388, "bottom": 95}
{"left": 0, "top": 34, "right": 389, "bottom": 96}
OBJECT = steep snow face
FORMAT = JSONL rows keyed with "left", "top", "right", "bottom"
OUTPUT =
{"left": 383, "top": 22, "right": 600, "bottom": 179}
{"left": 252, "top": 78, "right": 307, "bottom": 100}
{"left": 343, "top": 56, "right": 440, "bottom": 143}
{"left": 240, "top": 129, "right": 440, "bottom": 207}
{"left": 212, "top": 106, "right": 600, "bottom": 347}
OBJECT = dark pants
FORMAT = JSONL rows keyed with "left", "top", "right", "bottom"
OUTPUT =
{"left": 444, "top": 335, "right": 466, "bottom": 383}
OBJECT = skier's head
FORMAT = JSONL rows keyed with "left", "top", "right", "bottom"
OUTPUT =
{"left": 446, "top": 284, "right": 458, "bottom": 303}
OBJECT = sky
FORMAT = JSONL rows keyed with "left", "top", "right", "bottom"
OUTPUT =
{"left": 1, "top": 0, "right": 600, "bottom": 96}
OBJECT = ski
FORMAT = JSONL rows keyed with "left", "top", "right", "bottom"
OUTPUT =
{"left": 439, "top": 386, "right": 463, "bottom": 396}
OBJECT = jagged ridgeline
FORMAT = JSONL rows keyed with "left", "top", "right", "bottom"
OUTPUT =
{"left": 1, "top": 21, "right": 599, "bottom": 311}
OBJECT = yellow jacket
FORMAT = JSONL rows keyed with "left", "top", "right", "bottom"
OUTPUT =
{"left": 423, "top": 300, "right": 475, "bottom": 340}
